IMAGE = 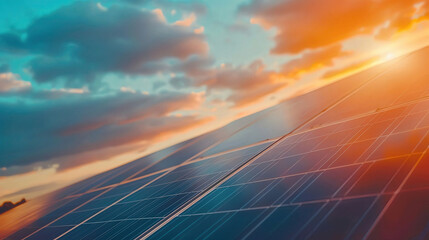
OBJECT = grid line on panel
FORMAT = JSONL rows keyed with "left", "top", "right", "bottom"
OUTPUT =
{"left": 57, "top": 140, "right": 198, "bottom": 202}
{"left": 168, "top": 107, "right": 283, "bottom": 169}
{"left": 70, "top": 189, "right": 203, "bottom": 215}
{"left": 144, "top": 97, "right": 429, "bottom": 239}
{"left": 21, "top": 186, "right": 119, "bottom": 240}
{"left": 294, "top": 200, "right": 339, "bottom": 239}
{"left": 50, "top": 143, "right": 268, "bottom": 240}
{"left": 243, "top": 96, "right": 428, "bottom": 172}
{"left": 63, "top": 169, "right": 169, "bottom": 200}
{"left": 136, "top": 126, "right": 315, "bottom": 239}
{"left": 89, "top": 138, "right": 200, "bottom": 192}
{"left": 184, "top": 156, "right": 410, "bottom": 228}
{"left": 134, "top": 142, "right": 276, "bottom": 240}
{"left": 62, "top": 140, "right": 275, "bottom": 201}
{"left": 59, "top": 118, "right": 274, "bottom": 205}
{"left": 240, "top": 202, "right": 301, "bottom": 240}
{"left": 56, "top": 87, "right": 427, "bottom": 225}
{"left": 48, "top": 170, "right": 174, "bottom": 240}
{"left": 174, "top": 185, "right": 429, "bottom": 219}
{"left": 218, "top": 117, "right": 428, "bottom": 193}
{"left": 60, "top": 139, "right": 201, "bottom": 201}
{"left": 189, "top": 138, "right": 277, "bottom": 163}
{"left": 344, "top": 153, "right": 420, "bottom": 239}
{"left": 292, "top": 94, "right": 429, "bottom": 142}
{"left": 135, "top": 61, "right": 398, "bottom": 240}
{"left": 49, "top": 217, "right": 166, "bottom": 228}
{"left": 215, "top": 152, "right": 422, "bottom": 197}
{"left": 303, "top": 96, "right": 428, "bottom": 143}
{"left": 363, "top": 148, "right": 429, "bottom": 239}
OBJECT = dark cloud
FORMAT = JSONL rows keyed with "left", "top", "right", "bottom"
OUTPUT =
{"left": 191, "top": 60, "right": 288, "bottom": 108}
{"left": 152, "top": 81, "right": 167, "bottom": 91}
{"left": 169, "top": 76, "right": 194, "bottom": 89}
{"left": 0, "top": 33, "right": 26, "bottom": 54}
{"left": 124, "top": 0, "right": 207, "bottom": 15}
{"left": 239, "top": 0, "right": 429, "bottom": 54}
{"left": 0, "top": 2, "right": 208, "bottom": 87}
{"left": 172, "top": 55, "right": 215, "bottom": 77}
{"left": 0, "top": 91, "right": 210, "bottom": 171}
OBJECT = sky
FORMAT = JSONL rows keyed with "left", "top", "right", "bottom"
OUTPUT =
{"left": 1, "top": 0, "right": 429, "bottom": 203}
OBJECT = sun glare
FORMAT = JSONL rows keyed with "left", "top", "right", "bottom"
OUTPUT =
{"left": 384, "top": 52, "right": 396, "bottom": 61}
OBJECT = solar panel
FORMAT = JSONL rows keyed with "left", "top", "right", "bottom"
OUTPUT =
{"left": 146, "top": 94, "right": 429, "bottom": 240}
{"left": 2, "top": 47, "right": 429, "bottom": 239}
{"left": 15, "top": 143, "right": 270, "bottom": 239}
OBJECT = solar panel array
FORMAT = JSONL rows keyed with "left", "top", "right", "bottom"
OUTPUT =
{"left": 2, "top": 47, "right": 429, "bottom": 240}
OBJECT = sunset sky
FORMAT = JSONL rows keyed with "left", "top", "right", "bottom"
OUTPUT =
{"left": 1, "top": 0, "right": 429, "bottom": 203}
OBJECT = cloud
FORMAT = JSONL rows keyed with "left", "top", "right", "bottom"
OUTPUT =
{"left": 0, "top": 72, "right": 31, "bottom": 93}
{"left": 31, "top": 88, "right": 89, "bottom": 100}
{"left": 240, "top": 0, "right": 429, "bottom": 54}
{"left": 0, "top": 2, "right": 208, "bottom": 86}
{"left": 152, "top": 8, "right": 167, "bottom": 23}
{"left": 172, "top": 55, "right": 215, "bottom": 77}
{"left": 194, "top": 26, "right": 205, "bottom": 34}
{"left": 323, "top": 56, "right": 381, "bottom": 79}
{"left": 169, "top": 76, "right": 194, "bottom": 89}
{"left": 0, "top": 91, "right": 211, "bottom": 171}
{"left": 176, "top": 45, "right": 348, "bottom": 108}
{"left": 125, "top": 0, "right": 207, "bottom": 15}
{"left": 174, "top": 13, "right": 197, "bottom": 26}
{"left": 197, "top": 60, "right": 288, "bottom": 107}
{"left": 281, "top": 44, "right": 351, "bottom": 79}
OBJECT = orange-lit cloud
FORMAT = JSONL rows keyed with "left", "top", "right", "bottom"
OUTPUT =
{"left": 281, "top": 44, "right": 351, "bottom": 79}
{"left": 200, "top": 60, "right": 289, "bottom": 107}
{"left": 174, "top": 13, "right": 196, "bottom": 26}
{"left": 152, "top": 8, "right": 167, "bottom": 22}
{"left": 0, "top": 73, "right": 31, "bottom": 93}
{"left": 194, "top": 26, "right": 204, "bottom": 34}
{"left": 376, "top": 3, "right": 429, "bottom": 40}
{"left": 241, "top": 0, "right": 429, "bottom": 54}
{"left": 322, "top": 56, "right": 381, "bottom": 80}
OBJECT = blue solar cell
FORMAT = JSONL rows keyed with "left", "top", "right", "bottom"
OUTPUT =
{"left": 306, "top": 197, "right": 376, "bottom": 240}
{"left": 292, "top": 165, "right": 358, "bottom": 202}
{"left": 245, "top": 203, "right": 324, "bottom": 239}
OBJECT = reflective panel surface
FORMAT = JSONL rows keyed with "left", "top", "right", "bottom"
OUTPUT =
{"left": 1, "top": 47, "right": 429, "bottom": 240}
